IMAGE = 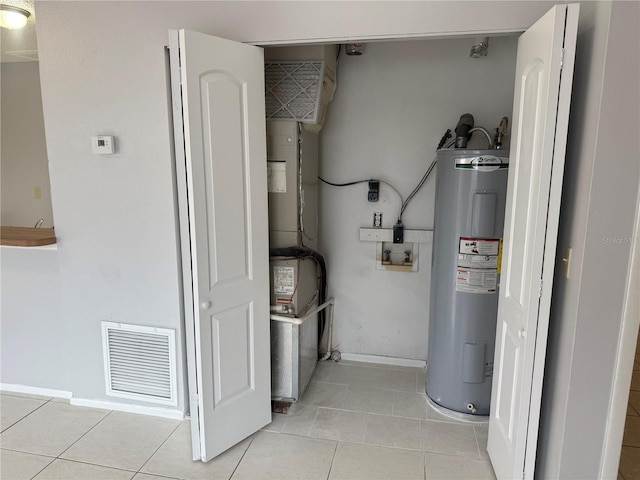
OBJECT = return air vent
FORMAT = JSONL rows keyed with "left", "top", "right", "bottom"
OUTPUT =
{"left": 101, "top": 322, "right": 177, "bottom": 406}
{"left": 265, "top": 61, "right": 325, "bottom": 123}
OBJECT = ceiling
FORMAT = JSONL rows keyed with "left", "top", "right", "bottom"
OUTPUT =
{"left": 1, "top": 0, "right": 38, "bottom": 63}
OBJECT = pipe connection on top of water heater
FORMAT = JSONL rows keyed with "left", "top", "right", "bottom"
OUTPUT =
{"left": 468, "top": 127, "right": 494, "bottom": 149}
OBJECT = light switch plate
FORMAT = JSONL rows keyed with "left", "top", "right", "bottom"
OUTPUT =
{"left": 91, "top": 135, "right": 115, "bottom": 154}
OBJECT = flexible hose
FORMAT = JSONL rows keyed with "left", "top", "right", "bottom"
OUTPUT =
{"left": 400, "top": 157, "right": 437, "bottom": 217}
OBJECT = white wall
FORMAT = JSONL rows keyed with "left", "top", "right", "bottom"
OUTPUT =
{"left": 537, "top": 1, "right": 640, "bottom": 478}
{"left": 0, "top": 247, "right": 67, "bottom": 390}
{"left": 32, "top": 0, "right": 557, "bottom": 410}
{"left": 320, "top": 37, "right": 517, "bottom": 360}
{"left": 1, "top": 62, "right": 54, "bottom": 227}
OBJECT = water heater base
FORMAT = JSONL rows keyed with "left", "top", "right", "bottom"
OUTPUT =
{"left": 426, "top": 394, "right": 489, "bottom": 425}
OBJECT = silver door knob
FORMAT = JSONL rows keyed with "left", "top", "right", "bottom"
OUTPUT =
{"left": 201, "top": 301, "right": 212, "bottom": 310}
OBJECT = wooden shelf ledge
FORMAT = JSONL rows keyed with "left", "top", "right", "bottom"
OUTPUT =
{"left": 0, "top": 226, "right": 57, "bottom": 247}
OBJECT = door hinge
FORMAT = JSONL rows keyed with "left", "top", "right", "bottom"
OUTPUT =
{"left": 539, "top": 279, "right": 543, "bottom": 298}
{"left": 560, "top": 48, "right": 564, "bottom": 69}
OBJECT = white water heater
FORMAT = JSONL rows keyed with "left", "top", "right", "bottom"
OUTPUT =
{"left": 426, "top": 148, "right": 509, "bottom": 415}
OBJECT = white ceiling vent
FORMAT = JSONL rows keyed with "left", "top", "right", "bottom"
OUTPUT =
{"left": 102, "top": 322, "right": 177, "bottom": 406}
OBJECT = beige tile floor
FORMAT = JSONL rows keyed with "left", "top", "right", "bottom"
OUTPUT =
{"left": 0, "top": 361, "right": 495, "bottom": 480}
{"left": 619, "top": 343, "right": 640, "bottom": 480}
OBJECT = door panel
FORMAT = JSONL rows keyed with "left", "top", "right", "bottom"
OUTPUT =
{"left": 494, "top": 319, "right": 520, "bottom": 442}
{"left": 213, "top": 303, "right": 254, "bottom": 405}
{"left": 171, "top": 29, "right": 271, "bottom": 462}
{"left": 488, "top": 4, "right": 579, "bottom": 479}
{"left": 203, "top": 72, "right": 250, "bottom": 285}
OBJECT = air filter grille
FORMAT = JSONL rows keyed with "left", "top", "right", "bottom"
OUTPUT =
{"left": 265, "top": 61, "right": 324, "bottom": 123}
{"left": 102, "top": 322, "right": 177, "bottom": 405}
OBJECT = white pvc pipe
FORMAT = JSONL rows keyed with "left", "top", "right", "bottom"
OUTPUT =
{"left": 270, "top": 298, "right": 334, "bottom": 326}
{"left": 270, "top": 298, "right": 336, "bottom": 361}
{"left": 320, "top": 298, "right": 335, "bottom": 361}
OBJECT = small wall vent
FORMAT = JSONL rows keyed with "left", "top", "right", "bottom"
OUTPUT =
{"left": 101, "top": 322, "right": 177, "bottom": 406}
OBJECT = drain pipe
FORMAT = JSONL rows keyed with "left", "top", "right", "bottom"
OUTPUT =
{"left": 320, "top": 298, "right": 337, "bottom": 361}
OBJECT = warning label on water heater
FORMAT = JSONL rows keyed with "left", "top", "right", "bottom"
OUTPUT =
{"left": 456, "top": 268, "right": 497, "bottom": 294}
{"left": 459, "top": 238, "right": 500, "bottom": 256}
{"left": 457, "top": 254, "right": 498, "bottom": 269}
{"left": 456, "top": 237, "right": 500, "bottom": 294}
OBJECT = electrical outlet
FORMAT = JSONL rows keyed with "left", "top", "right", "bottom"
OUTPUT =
{"left": 368, "top": 181, "right": 379, "bottom": 202}
{"left": 373, "top": 212, "right": 382, "bottom": 228}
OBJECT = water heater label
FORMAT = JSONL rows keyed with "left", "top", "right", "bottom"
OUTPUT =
{"left": 459, "top": 238, "right": 500, "bottom": 255}
{"left": 455, "top": 156, "right": 509, "bottom": 171}
{"left": 456, "top": 268, "right": 497, "bottom": 294}
{"left": 458, "top": 253, "right": 498, "bottom": 269}
{"left": 273, "top": 266, "right": 295, "bottom": 295}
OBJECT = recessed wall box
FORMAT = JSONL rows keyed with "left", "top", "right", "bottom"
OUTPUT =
{"left": 91, "top": 135, "right": 115, "bottom": 155}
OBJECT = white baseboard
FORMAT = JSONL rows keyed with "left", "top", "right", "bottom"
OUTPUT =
{"left": 340, "top": 353, "right": 426, "bottom": 368}
{"left": 70, "top": 398, "right": 185, "bottom": 420}
{"left": 0, "top": 383, "right": 72, "bottom": 399}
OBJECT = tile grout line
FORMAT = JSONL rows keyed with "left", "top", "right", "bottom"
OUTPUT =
{"left": 0, "top": 396, "right": 53, "bottom": 434}
{"left": 423, "top": 448, "right": 428, "bottom": 480}
{"left": 267, "top": 430, "right": 426, "bottom": 455}
{"left": 309, "top": 381, "right": 423, "bottom": 395}
{"left": 55, "top": 409, "right": 114, "bottom": 461}
{"left": 300, "top": 402, "right": 473, "bottom": 426}
{"left": 0, "top": 447, "right": 56, "bottom": 457}
{"left": 325, "top": 440, "right": 340, "bottom": 480}
{"left": 27, "top": 454, "right": 55, "bottom": 480}
{"left": 472, "top": 425, "right": 483, "bottom": 459}
{"left": 260, "top": 420, "right": 490, "bottom": 466}
{"left": 361, "top": 412, "right": 371, "bottom": 444}
{"left": 307, "top": 404, "right": 323, "bottom": 437}
{"left": 33, "top": 456, "right": 139, "bottom": 477}
{"left": 228, "top": 432, "right": 258, "bottom": 480}
{"left": 136, "top": 419, "right": 184, "bottom": 475}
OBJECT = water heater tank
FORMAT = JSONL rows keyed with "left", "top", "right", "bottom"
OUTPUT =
{"left": 426, "top": 149, "right": 509, "bottom": 416}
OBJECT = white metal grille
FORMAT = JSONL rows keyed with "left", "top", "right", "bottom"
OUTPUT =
{"left": 265, "top": 61, "right": 325, "bottom": 123}
{"left": 102, "top": 322, "right": 176, "bottom": 405}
